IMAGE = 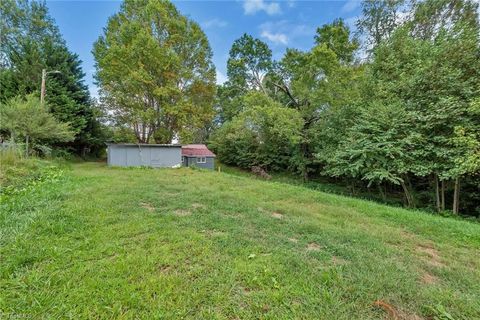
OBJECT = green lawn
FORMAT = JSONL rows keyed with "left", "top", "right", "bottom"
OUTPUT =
{"left": 1, "top": 162, "right": 479, "bottom": 319}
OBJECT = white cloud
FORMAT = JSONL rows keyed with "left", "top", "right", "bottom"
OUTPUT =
{"left": 260, "top": 30, "right": 288, "bottom": 45}
{"left": 341, "top": 0, "right": 360, "bottom": 13}
{"left": 259, "top": 21, "right": 314, "bottom": 46}
{"left": 243, "top": 0, "right": 281, "bottom": 16}
{"left": 216, "top": 70, "right": 228, "bottom": 85}
{"left": 202, "top": 18, "right": 228, "bottom": 29}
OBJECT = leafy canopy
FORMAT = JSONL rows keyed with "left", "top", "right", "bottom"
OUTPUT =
{"left": 93, "top": 0, "right": 216, "bottom": 144}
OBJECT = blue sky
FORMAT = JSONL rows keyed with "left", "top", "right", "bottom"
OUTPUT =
{"left": 45, "top": 0, "right": 362, "bottom": 97}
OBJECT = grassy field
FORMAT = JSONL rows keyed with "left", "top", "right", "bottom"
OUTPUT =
{"left": 1, "top": 162, "right": 479, "bottom": 319}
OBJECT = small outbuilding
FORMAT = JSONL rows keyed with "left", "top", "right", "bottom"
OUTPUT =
{"left": 182, "top": 144, "right": 216, "bottom": 170}
{"left": 107, "top": 143, "right": 182, "bottom": 168}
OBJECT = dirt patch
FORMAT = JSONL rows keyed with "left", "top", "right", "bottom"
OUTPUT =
{"left": 306, "top": 242, "right": 322, "bottom": 251}
{"left": 373, "top": 300, "right": 398, "bottom": 319}
{"left": 397, "top": 310, "right": 424, "bottom": 320}
{"left": 416, "top": 244, "right": 445, "bottom": 267}
{"left": 421, "top": 272, "right": 438, "bottom": 285}
{"left": 261, "top": 304, "right": 271, "bottom": 313}
{"left": 174, "top": 209, "right": 191, "bottom": 217}
{"left": 140, "top": 202, "right": 155, "bottom": 212}
{"left": 271, "top": 212, "right": 283, "bottom": 219}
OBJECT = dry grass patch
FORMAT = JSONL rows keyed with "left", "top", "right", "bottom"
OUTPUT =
{"left": 332, "top": 256, "right": 348, "bottom": 265}
{"left": 306, "top": 242, "right": 322, "bottom": 251}
{"left": 421, "top": 272, "right": 439, "bottom": 285}
{"left": 174, "top": 209, "right": 191, "bottom": 216}
{"left": 271, "top": 212, "right": 283, "bottom": 219}
{"left": 416, "top": 244, "right": 445, "bottom": 268}
{"left": 140, "top": 202, "right": 155, "bottom": 212}
{"left": 192, "top": 203, "right": 206, "bottom": 209}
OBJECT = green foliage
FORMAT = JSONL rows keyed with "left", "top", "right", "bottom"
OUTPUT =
{"left": 0, "top": 0, "right": 104, "bottom": 154}
{"left": 93, "top": 0, "right": 216, "bottom": 144}
{"left": 210, "top": 92, "right": 302, "bottom": 170}
{"left": 451, "top": 98, "right": 480, "bottom": 176}
{"left": 356, "top": 0, "right": 407, "bottom": 49}
{"left": 0, "top": 94, "right": 74, "bottom": 156}
{"left": 270, "top": 20, "right": 362, "bottom": 178}
{"left": 212, "top": 0, "right": 480, "bottom": 215}
{"left": 315, "top": 19, "right": 359, "bottom": 64}
{"left": 227, "top": 34, "right": 272, "bottom": 93}
{"left": 0, "top": 149, "right": 64, "bottom": 195}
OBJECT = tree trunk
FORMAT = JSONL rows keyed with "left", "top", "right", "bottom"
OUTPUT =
{"left": 453, "top": 177, "right": 460, "bottom": 214}
{"left": 400, "top": 180, "right": 413, "bottom": 208}
{"left": 440, "top": 180, "right": 445, "bottom": 211}
{"left": 301, "top": 142, "right": 309, "bottom": 182}
{"left": 406, "top": 175, "right": 416, "bottom": 208}
{"left": 435, "top": 174, "right": 441, "bottom": 212}
{"left": 25, "top": 135, "right": 29, "bottom": 158}
{"left": 378, "top": 183, "right": 386, "bottom": 201}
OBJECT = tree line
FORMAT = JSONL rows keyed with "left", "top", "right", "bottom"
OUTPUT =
{"left": 209, "top": 0, "right": 480, "bottom": 216}
{"left": 0, "top": 0, "right": 107, "bottom": 157}
{"left": 0, "top": 0, "right": 478, "bottom": 216}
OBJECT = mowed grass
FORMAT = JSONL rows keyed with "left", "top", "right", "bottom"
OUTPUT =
{"left": 1, "top": 163, "right": 479, "bottom": 319}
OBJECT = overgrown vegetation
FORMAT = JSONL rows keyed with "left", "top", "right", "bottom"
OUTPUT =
{"left": 210, "top": 0, "right": 480, "bottom": 217}
{"left": 0, "top": 94, "right": 74, "bottom": 157}
{"left": 0, "top": 0, "right": 106, "bottom": 156}
{"left": 1, "top": 163, "right": 479, "bottom": 318}
{"left": 0, "top": 148, "right": 65, "bottom": 195}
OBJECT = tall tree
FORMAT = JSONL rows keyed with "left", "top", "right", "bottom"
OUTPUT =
{"left": 315, "top": 19, "right": 359, "bottom": 64}
{"left": 227, "top": 34, "right": 272, "bottom": 94}
{"left": 271, "top": 20, "right": 361, "bottom": 180}
{"left": 0, "top": 0, "right": 102, "bottom": 155}
{"left": 93, "top": 0, "right": 216, "bottom": 144}
{"left": 356, "top": 0, "right": 407, "bottom": 50}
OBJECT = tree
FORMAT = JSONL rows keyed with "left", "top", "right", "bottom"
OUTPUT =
{"left": 356, "top": 0, "right": 407, "bottom": 50}
{"left": 315, "top": 19, "right": 359, "bottom": 64}
{"left": 93, "top": 0, "right": 216, "bottom": 144}
{"left": 271, "top": 21, "right": 362, "bottom": 180}
{"left": 0, "top": 94, "right": 74, "bottom": 156}
{"left": 331, "top": 0, "right": 480, "bottom": 212}
{"left": 209, "top": 92, "right": 302, "bottom": 170}
{"left": 227, "top": 34, "right": 273, "bottom": 94}
{"left": 0, "top": 0, "right": 103, "bottom": 155}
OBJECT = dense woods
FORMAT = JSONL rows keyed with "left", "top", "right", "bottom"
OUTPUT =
{"left": 210, "top": 0, "right": 480, "bottom": 216}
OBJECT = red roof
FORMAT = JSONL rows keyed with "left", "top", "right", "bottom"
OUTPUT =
{"left": 182, "top": 144, "right": 216, "bottom": 157}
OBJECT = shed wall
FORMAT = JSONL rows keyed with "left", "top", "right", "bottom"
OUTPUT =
{"left": 108, "top": 145, "right": 181, "bottom": 168}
